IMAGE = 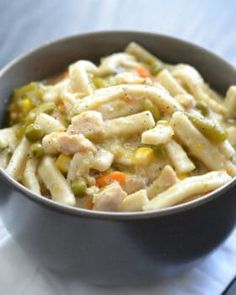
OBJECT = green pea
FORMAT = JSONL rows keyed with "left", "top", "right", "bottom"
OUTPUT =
{"left": 153, "top": 144, "right": 167, "bottom": 160}
{"left": 31, "top": 143, "right": 45, "bottom": 158}
{"left": 71, "top": 179, "right": 87, "bottom": 197}
{"left": 25, "top": 124, "right": 44, "bottom": 142}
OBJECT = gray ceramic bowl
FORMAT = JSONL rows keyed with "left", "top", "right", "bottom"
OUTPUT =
{"left": 0, "top": 31, "right": 236, "bottom": 285}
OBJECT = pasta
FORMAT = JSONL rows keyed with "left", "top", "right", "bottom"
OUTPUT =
{"left": 1, "top": 42, "right": 235, "bottom": 212}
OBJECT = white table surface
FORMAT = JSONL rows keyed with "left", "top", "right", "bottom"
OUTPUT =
{"left": 1, "top": 0, "right": 236, "bottom": 294}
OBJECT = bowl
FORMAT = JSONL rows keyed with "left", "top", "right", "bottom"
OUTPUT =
{"left": 0, "top": 31, "right": 236, "bottom": 285}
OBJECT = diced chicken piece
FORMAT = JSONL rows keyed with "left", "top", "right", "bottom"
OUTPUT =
{"left": 93, "top": 182, "right": 127, "bottom": 211}
{"left": 67, "top": 111, "right": 104, "bottom": 139}
{"left": 92, "top": 148, "right": 114, "bottom": 171}
{"left": 67, "top": 151, "right": 94, "bottom": 182}
{"left": 147, "top": 165, "right": 179, "bottom": 199}
{"left": 225, "top": 86, "right": 236, "bottom": 118}
{"left": 119, "top": 190, "right": 149, "bottom": 212}
{"left": 57, "top": 134, "right": 96, "bottom": 155}
{"left": 0, "top": 125, "right": 18, "bottom": 150}
{"left": 42, "top": 132, "right": 65, "bottom": 154}
{"left": 122, "top": 174, "right": 146, "bottom": 194}
{"left": 141, "top": 123, "right": 174, "bottom": 145}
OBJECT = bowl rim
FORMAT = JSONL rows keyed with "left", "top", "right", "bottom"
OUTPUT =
{"left": 0, "top": 30, "right": 236, "bottom": 221}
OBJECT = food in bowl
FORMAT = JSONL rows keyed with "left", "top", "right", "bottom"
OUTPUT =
{"left": 1, "top": 42, "right": 236, "bottom": 212}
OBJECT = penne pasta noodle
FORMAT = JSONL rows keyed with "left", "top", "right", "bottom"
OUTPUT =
{"left": 103, "top": 111, "right": 155, "bottom": 138}
{"left": 156, "top": 69, "right": 187, "bottom": 96}
{"left": 224, "top": 86, "right": 236, "bottom": 119}
{"left": 0, "top": 149, "right": 10, "bottom": 169}
{"left": 218, "top": 140, "right": 235, "bottom": 159}
{"left": 23, "top": 158, "right": 41, "bottom": 194}
{"left": 141, "top": 123, "right": 174, "bottom": 145}
{"left": 38, "top": 156, "right": 76, "bottom": 206}
{"left": 119, "top": 189, "right": 149, "bottom": 212}
{"left": 172, "top": 64, "right": 227, "bottom": 115}
{"left": 71, "top": 84, "right": 182, "bottom": 120}
{"left": 97, "top": 53, "right": 140, "bottom": 76}
{"left": 165, "top": 139, "right": 195, "bottom": 173}
{"left": 125, "top": 42, "right": 164, "bottom": 68}
{"left": 227, "top": 126, "right": 236, "bottom": 146}
{"left": 69, "top": 60, "right": 98, "bottom": 97}
{"left": 6, "top": 137, "right": 30, "bottom": 180}
{"left": 143, "top": 171, "right": 232, "bottom": 211}
{"left": 170, "top": 112, "right": 228, "bottom": 171}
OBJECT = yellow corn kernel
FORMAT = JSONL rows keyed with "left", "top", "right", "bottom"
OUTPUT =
{"left": 93, "top": 77, "right": 106, "bottom": 89}
{"left": 178, "top": 173, "right": 189, "bottom": 180}
{"left": 133, "top": 147, "right": 155, "bottom": 166}
{"left": 55, "top": 154, "right": 71, "bottom": 174}
{"left": 19, "top": 98, "right": 33, "bottom": 111}
{"left": 57, "top": 103, "right": 65, "bottom": 113}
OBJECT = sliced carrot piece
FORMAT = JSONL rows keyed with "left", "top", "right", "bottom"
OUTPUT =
{"left": 96, "top": 171, "right": 126, "bottom": 188}
{"left": 136, "top": 66, "right": 151, "bottom": 78}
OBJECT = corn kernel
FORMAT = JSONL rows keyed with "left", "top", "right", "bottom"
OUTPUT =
{"left": 55, "top": 154, "right": 71, "bottom": 174}
{"left": 178, "top": 173, "right": 189, "bottom": 180}
{"left": 19, "top": 98, "right": 33, "bottom": 111}
{"left": 133, "top": 147, "right": 155, "bottom": 166}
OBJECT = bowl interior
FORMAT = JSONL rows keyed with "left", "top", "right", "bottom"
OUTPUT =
{"left": 0, "top": 31, "right": 236, "bottom": 218}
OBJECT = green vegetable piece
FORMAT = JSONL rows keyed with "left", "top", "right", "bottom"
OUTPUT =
{"left": 25, "top": 124, "right": 44, "bottom": 142}
{"left": 16, "top": 124, "right": 26, "bottom": 140}
{"left": 13, "top": 82, "right": 42, "bottom": 104}
{"left": 71, "top": 179, "right": 87, "bottom": 197}
{"left": 93, "top": 77, "right": 106, "bottom": 89}
{"left": 153, "top": 144, "right": 167, "bottom": 160}
{"left": 195, "top": 102, "right": 209, "bottom": 116}
{"left": 31, "top": 143, "right": 45, "bottom": 158}
{"left": 187, "top": 113, "right": 227, "bottom": 143}
{"left": 144, "top": 99, "right": 160, "bottom": 121}
{"left": 35, "top": 102, "right": 56, "bottom": 114}
{"left": 150, "top": 63, "right": 163, "bottom": 75}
